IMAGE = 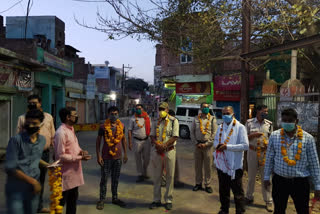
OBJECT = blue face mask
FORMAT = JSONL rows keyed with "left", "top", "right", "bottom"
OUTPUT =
{"left": 222, "top": 115, "right": 233, "bottom": 123}
{"left": 281, "top": 122, "right": 296, "bottom": 132}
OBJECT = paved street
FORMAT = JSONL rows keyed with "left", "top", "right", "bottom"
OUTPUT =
{"left": 0, "top": 118, "right": 297, "bottom": 214}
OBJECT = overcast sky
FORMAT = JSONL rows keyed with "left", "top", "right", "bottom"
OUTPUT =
{"left": 1, "top": 0, "right": 156, "bottom": 84}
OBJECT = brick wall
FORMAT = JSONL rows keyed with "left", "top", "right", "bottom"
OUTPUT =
{"left": 0, "top": 38, "right": 37, "bottom": 59}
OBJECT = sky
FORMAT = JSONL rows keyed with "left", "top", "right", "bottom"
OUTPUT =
{"left": 0, "top": 0, "right": 156, "bottom": 84}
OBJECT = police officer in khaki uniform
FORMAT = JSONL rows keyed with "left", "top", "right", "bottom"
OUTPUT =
{"left": 245, "top": 105, "right": 273, "bottom": 212}
{"left": 149, "top": 102, "right": 179, "bottom": 211}
{"left": 191, "top": 102, "right": 217, "bottom": 193}
{"left": 128, "top": 104, "right": 152, "bottom": 182}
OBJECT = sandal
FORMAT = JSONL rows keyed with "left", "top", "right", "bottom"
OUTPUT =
{"left": 96, "top": 200, "right": 104, "bottom": 210}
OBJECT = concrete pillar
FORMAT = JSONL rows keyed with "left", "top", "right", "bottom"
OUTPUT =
{"left": 42, "top": 84, "right": 52, "bottom": 114}
{"left": 56, "top": 87, "right": 65, "bottom": 127}
{"left": 291, "top": 50, "right": 297, "bottom": 80}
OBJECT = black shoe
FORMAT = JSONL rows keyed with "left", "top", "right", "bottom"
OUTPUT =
{"left": 136, "top": 175, "right": 144, "bottom": 183}
{"left": 174, "top": 181, "right": 185, "bottom": 188}
{"left": 149, "top": 201, "right": 161, "bottom": 209}
{"left": 205, "top": 186, "right": 213, "bottom": 193}
{"left": 112, "top": 199, "right": 126, "bottom": 207}
{"left": 218, "top": 210, "right": 229, "bottom": 214}
{"left": 193, "top": 184, "right": 202, "bottom": 191}
{"left": 143, "top": 175, "right": 150, "bottom": 180}
{"left": 244, "top": 197, "right": 254, "bottom": 205}
{"left": 165, "top": 203, "right": 172, "bottom": 210}
{"left": 96, "top": 200, "right": 104, "bottom": 210}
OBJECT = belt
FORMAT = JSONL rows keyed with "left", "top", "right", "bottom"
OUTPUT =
{"left": 274, "top": 173, "right": 308, "bottom": 182}
{"left": 134, "top": 136, "right": 149, "bottom": 141}
{"left": 197, "top": 140, "right": 208, "bottom": 144}
{"left": 249, "top": 144, "right": 267, "bottom": 151}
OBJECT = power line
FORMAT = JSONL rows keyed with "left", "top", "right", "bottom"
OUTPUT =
{"left": 0, "top": 0, "right": 24, "bottom": 14}
{"left": 24, "top": 0, "right": 31, "bottom": 39}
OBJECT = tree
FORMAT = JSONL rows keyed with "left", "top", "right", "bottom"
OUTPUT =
{"left": 125, "top": 78, "right": 149, "bottom": 92}
{"left": 75, "top": 0, "right": 320, "bottom": 74}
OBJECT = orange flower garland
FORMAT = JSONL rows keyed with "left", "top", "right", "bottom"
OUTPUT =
{"left": 156, "top": 118, "right": 169, "bottom": 144}
{"left": 104, "top": 119, "right": 124, "bottom": 156}
{"left": 135, "top": 114, "right": 144, "bottom": 128}
{"left": 280, "top": 125, "right": 303, "bottom": 166}
{"left": 198, "top": 113, "right": 211, "bottom": 135}
{"left": 219, "top": 119, "right": 236, "bottom": 145}
{"left": 256, "top": 134, "right": 268, "bottom": 166}
{"left": 48, "top": 167, "right": 63, "bottom": 214}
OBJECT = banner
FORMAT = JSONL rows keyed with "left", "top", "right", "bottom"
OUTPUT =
{"left": 44, "top": 51, "right": 72, "bottom": 73}
{"left": 214, "top": 73, "right": 254, "bottom": 91}
{"left": 214, "top": 90, "right": 241, "bottom": 101}
{"left": 176, "top": 82, "right": 211, "bottom": 95}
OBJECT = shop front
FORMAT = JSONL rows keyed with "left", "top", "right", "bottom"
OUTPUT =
{"left": 36, "top": 48, "right": 73, "bottom": 127}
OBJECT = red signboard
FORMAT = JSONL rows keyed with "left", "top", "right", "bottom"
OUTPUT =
{"left": 214, "top": 73, "right": 254, "bottom": 91}
{"left": 214, "top": 73, "right": 254, "bottom": 101}
{"left": 176, "top": 82, "right": 211, "bottom": 95}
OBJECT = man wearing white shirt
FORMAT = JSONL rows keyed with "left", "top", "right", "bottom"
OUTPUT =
{"left": 214, "top": 106, "right": 249, "bottom": 214}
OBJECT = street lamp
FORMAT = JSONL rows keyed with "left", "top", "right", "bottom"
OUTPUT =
{"left": 135, "top": 99, "right": 139, "bottom": 104}
{"left": 110, "top": 93, "right": 116, "bottom": 101}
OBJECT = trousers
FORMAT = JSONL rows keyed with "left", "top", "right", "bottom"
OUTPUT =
{"left": 151, "top": 147, "right": 176, "bottom": 203}
{"left": 194, "top": 146, "right": 213, "bottom": 186}
{"left": 133, "top": 138, "right": 150, "bottom": 176}
{"left": 99, "top": 159, "right": 122, "bottom": 200}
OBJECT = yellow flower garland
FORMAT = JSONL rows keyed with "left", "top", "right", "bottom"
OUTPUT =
{"left": 104, "top": 119, "right": 124, "bottom": 156}
{"left": 219, "top": 119, "right": 236, "bottom": 145}
{"left": 135, "top": 115, "right": 144, "bottom": 128}
{"left": 256, "top": 134, "right": 268, "bottom": 166}
{"left": 48, "top": 167, "right": 63, "bottom": 214}
{"left": 156, "top": 118, "right": 169, "bottom": 144}
{"left": 280, "top": 125, "right": 303, "bottom": 166}
{"left": 198, "top": 113, "right": 211, "bottom": 135}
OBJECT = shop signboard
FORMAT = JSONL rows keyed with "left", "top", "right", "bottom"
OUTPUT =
{"left": 43, "top": 51, "right": 72, "bottom": 73}
{"left": 94, "top": 66, "right": 110, "bottom": 79}
{"left": 86, "top": 74, "right": 96, "bottom": 99}
{"left": 214, "top": 73, "right": 254, "bottom": 101}
{"left": 176, "top": 82, "right": 211, "bottom": 95}
{"left": 15, "top": 71, "right": 33, "bottom": 91}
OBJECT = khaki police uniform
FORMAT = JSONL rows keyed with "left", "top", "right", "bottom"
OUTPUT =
{"left": 150, "top": 116, "right": 179, "bottom": 204}
{"left": 128, "top": 116, "right": 152, "bottom": 177}
{"left": 191, "top": 114, "right": 218, "bottom": 187}
{"left": 245, "top": 117, "right": 273, "bottom": 203}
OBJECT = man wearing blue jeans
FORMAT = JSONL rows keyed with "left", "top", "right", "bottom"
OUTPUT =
{"left": 6, "top": 109, "right": 49, "bottom": 214}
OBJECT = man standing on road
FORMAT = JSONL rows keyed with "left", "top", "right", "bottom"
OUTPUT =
{"left": 214, "top": 106, "right": 249, "bottom": 214}
{"left": 191, "top": 103, "right": 217, "bottom": 193}
{"left": 149, "top": 102, "right": 179, "bottom": 211}
{"left": 6, "top": 109, "right": 49, "bottom": 214}
{"left": 264, "top": 108, "right": 320, "bottom": 214}
{"left": 17, "top": 94, "right": 55, "bottom": 213}
{"left": 128, "top": 104, "right": 151, "bottom": 182}
{"left": 96, "top": 106, "right": 128, "bottom": 210}
{"left": 245, "top": 105, "right": 273, "bottom": 212}
{"left": 54, "top": 107, "right": 91, "bottom": 214}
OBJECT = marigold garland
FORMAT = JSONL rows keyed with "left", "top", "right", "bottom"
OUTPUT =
{"left": 256, "top": 134, "right": 268, "bottom": 166}
{"left": 156, "top": 118, "right": 169, "bottom": 144}
{"left": 135, "top": 114, "right": 144, "bottom": 128}
{"left": 280, "top": 125, "right": 303, "bottom": 166}
{"left": 198, "top": 113, "right": 211, "bottom": 135}
{"left": 219, "top": 119, "right": 236, "bottom": 145}
{"left": 48, "top": 167, "right": 63, "bottom": 214}
{"left": 104, "top": 119, "right": 124, "bottom": 156}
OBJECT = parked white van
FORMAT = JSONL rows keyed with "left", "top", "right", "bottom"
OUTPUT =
{"left": 175, "top": 104, "right": 223, "bottom": 139}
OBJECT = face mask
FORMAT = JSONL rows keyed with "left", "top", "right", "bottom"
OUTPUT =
{"left": 202, "top": 107, "right": 209, "bottom": 114}
{"left": 110, "top": 115, "right": 119, "bottom": 122}
{"left": 159, "top": 111, "right": 167, "bottom": 118}
{"left": 261, "top": 113, "right": 268, "bottom": 120}
{"left": 28, "top": 103, "right": 37, "bottom": 110}
{"left": 222, "top": 115, "right": 233, "bottom": 123}
{"left": 281, "top": 122, "right": 296, "bottom": 132}
{"left": 136, "top": 109, "right": 142, "bottom": 115}
{"left": 25, "top": 125, "right": 40, "bottom": 135}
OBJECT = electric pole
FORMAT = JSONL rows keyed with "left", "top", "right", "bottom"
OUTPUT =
{"left": 240, "top": 0, "right": 251, "bottom": 124}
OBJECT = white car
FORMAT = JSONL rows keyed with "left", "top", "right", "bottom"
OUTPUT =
{"left": 175, "top": 104, "right": 223, "bottom": 139}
